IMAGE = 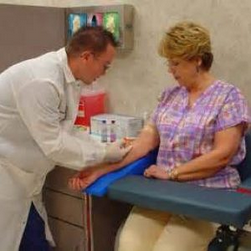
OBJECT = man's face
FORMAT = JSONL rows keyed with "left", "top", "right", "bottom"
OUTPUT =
{"left": 77, "top": 44, "right": 116, "bottom": 85}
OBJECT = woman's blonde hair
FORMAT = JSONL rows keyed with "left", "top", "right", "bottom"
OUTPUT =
{"left": 158, "top": 21, "right": 213, "bottom": 70}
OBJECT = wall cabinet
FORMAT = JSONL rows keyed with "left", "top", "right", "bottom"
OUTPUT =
{"left": 0, "top": 4, "right": 132, "bottom": 250}
{"left": 0, "top": 4, "right": 65, "bottom": 72}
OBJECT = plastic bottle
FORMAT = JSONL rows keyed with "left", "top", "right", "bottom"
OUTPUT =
{"left": 101, "top": 120, "right": 108, "bottom": 143}
{"left": 110, "top": 120, "right": 117, "bottom": 142}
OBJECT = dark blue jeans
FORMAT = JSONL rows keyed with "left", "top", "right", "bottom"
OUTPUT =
{"left": 19, "top": 203, "right": 51, "bottom": 251}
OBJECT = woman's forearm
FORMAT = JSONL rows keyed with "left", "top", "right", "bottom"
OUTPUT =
{"left": 97, "top": 147, "right": 148, "bottom": 176}
{"left": 97, "top": 126, "right": 160, "bottom": 176}
{"left": 178, "top": 149, "right": 229, "bottom": 174}
{"left": 173, "top": 148, "right": 235, "bottom": 182}
{"left": 176, "top": 169, "right": 217, "bottom": 181}
{"left": 175, "top": 124, "right": 243, "bottom": 181}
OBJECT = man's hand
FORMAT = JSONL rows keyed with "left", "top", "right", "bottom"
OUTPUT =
{"left": 104, "top": 139, "right": 132, "bottom": 163}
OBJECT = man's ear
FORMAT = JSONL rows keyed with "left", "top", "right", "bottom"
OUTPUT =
{"left": 80, "top": 50, "right": 92, "bottom": 61}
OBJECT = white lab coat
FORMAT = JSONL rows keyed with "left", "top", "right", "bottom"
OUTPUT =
{"left": 0, "top": 48, "right": 106, "bottom": 251}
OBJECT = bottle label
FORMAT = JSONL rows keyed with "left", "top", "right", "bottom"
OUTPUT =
{"left": 110, "top": 133, "right": 116, "bottom": 142}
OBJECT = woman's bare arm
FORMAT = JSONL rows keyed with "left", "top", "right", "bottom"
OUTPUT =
{"left": 69, "top": 124, "right": 160, "bottom": 190}
{"left": 172, "top": 124, "right": 244, "bottom": 181}
{"left": 144, "top": 124, "right": 244, "bottom": 181}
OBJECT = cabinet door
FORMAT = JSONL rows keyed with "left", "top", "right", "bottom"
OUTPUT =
{"left": 91, "top": 196, "right": 131, "bottom": 251}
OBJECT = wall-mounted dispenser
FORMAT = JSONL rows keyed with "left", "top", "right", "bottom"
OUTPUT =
{"left": 87, "top": 12, "right": 103, "bottom": 27}
{"left": 66, "top": 4, "right": 134, "bottom": 50}
{"left": 68, "top": 13, "right": 87, "bottom": 37}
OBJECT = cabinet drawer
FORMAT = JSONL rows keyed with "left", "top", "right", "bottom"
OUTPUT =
{"left": 45, "top": 189, "right": 84, "bottom": 227}
{"left": 49, "top": 217, "right": 85, "bottom": 251}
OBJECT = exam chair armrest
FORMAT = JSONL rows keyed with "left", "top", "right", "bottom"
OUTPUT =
{"left": 84, "top": 149, "right": 158, "bottom": 196}
{"left": 108, "top": 175, "right": 251, "bottom": 228}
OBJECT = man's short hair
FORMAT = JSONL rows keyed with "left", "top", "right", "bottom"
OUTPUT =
{"left": 66, "top": 26, "right": 119, "bottom": 57}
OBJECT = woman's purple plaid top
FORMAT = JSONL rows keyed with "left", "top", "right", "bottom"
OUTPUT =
{"left": 151, "top": 80, "right": 251, "bottom": 188}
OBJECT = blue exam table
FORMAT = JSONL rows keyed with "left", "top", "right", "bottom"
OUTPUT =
{"left": 84, "top": 130, "right": 251, "bottom": 250}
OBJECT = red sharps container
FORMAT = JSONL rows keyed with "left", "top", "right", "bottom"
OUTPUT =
{"left": 74, "top": 83, "right": 106, "bottom": 131}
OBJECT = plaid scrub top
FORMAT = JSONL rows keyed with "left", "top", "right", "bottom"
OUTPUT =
{"left": 151, "top": 80, "right": 251, "bottom": 188}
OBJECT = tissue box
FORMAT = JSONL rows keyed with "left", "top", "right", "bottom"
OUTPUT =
{"left": 90, "top": 113, "right": 143, "bottom": 141}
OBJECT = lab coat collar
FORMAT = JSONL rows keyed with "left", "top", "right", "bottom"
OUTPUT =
{"left": 56, "top": 48, "right": 76, "bottom": 84}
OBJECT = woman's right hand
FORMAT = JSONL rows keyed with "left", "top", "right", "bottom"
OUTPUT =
{"left": 68, "top": 166, "right": 103, "bottom": 191}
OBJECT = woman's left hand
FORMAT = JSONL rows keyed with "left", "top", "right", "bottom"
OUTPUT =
{"left": 144, "top": 165, "right": 169, "bottom": 180}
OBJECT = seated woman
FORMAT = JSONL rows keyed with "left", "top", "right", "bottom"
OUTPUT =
{"left": 69, "top": 21, "right": 251, "bottom": 251}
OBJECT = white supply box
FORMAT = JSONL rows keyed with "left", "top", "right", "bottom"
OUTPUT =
{"left": 90, "top": 113, "right": 143, "bottom": 142}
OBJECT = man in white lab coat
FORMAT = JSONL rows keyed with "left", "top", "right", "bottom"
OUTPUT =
{"left": 0, "top": 26, "right": 131, "bottom": 251}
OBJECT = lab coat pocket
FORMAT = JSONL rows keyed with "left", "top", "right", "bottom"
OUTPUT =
{"left": 0, "top": 158, "right": 37, "bottom": 200}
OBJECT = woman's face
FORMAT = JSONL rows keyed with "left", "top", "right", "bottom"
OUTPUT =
{"left": 167, "top": 57, "right": 199, "bottom": 88}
